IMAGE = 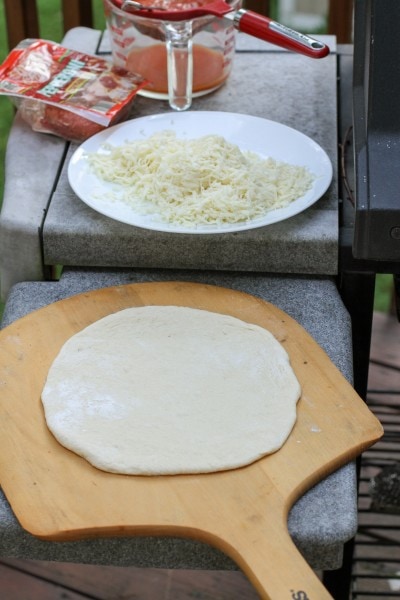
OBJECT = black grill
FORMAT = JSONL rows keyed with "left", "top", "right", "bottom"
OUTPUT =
{"left": 353, "top": 0, "right": 400, "bottom": 263}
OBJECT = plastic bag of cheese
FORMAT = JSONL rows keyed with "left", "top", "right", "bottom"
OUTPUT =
{"left": 0, "top": 39, "right": 148, "bottom": 143}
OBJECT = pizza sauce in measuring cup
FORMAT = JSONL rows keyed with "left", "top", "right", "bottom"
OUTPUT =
{"left": 103, "top": 0, "right": 241, "bottom": 110}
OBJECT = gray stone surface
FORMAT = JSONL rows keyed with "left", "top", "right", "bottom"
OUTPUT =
{"left": 0, "top": 28, "right": 342, "bottom": 301}
{"left": 0, "top": 28, "right": 106, "bottom": 302}
{"left": 44, "top": 30, "right": 339, "bottom": 277}
{"left": 0, "top": 113, "right": 66, "bottom": 301}
{"left": 0, "top": 269, "right": 357, "bottom": 571}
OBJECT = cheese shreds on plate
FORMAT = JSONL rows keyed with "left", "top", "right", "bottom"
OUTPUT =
{"left": 88, "top": 130, "right": 315, "bottom": 226}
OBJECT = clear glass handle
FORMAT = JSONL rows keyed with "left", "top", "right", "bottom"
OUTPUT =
{"left": 164, "top": 21, "right": 193, "bottom": 111}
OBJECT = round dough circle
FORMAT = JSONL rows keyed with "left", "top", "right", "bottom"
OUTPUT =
{"left": 41, "top": 306, "right": 301, "bottom": 475}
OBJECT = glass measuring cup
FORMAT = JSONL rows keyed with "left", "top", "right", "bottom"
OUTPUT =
{"left": 103, "top": 0, "right": 241, "bottom": 110}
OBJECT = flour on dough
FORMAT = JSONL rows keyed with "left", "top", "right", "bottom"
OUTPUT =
{"left": 41, "top": 305, "right": 301, "bottom": 475}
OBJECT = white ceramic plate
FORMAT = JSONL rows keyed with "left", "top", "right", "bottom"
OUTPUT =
{"left": 68, "top": 111, "right": 333, "bottom": 234}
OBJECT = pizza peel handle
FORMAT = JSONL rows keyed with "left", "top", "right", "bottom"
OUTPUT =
{"left": 166, "top": 463, "right": 337, "bottom": 599}
{"left": 0, "top": 282, "right": 383, "bottom": 600}
{"left": 221, "top": 517, "right": 333, "bottom": 599}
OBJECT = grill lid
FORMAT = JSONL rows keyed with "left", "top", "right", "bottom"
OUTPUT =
{"left": 353, "top": 0, "right": 400, "bottom": 262}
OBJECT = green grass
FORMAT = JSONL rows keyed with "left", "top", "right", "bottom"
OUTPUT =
{"left": 0, "top": 0, "right": 12, "bottom": 206}
{"left": 374, "top": 274, "right": 394, "bottom": 313}
{"left": 0, "top": 1, "right": 394, "bottom": 312}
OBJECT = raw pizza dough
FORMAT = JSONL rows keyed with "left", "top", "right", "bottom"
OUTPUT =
{"left": 41, "top": 305, "right": 301, "bottom": 475}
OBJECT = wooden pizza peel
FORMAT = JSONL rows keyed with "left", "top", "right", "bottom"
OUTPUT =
{"left": 0, "top": 282, "right": 383, "bottom": 599}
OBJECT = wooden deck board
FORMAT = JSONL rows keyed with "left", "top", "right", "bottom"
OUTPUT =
{"left": 351, "top": 312, "right": 400, "bottom": 599}
{"left": 0, "top": 560, "right": 259, "bottom": 599}
{"left": 0, "top": 562, "right": 91, "bottom": 600}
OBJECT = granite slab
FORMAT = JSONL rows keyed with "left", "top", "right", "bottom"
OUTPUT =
{"left": 0, "top": 113, "right": 66, "bottom": 300}
{"left": 43, "top": 28, "right": 339, "bottom": 276}
{"left": 0, "top": 28, "right": 339, "bottom": 301}
{"left": 0, "top": 268, "right": 356, "bottom": 572}
{"left": 0, "top": 28, "right": 104, "bottom": 302}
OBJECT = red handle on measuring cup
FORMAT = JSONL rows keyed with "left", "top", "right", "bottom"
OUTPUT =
{"left": 233, "top": 10, "right": 330, "bottom": 59}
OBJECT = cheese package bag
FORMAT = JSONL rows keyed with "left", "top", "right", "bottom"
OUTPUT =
{"left": 0, "top": 39, "right": 148, "bottom": 143}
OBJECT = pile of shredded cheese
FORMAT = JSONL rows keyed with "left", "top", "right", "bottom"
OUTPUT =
{"left": 88, "top": 130, "right": 314, "bottom": 226}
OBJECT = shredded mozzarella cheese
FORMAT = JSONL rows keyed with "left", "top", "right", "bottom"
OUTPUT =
{"left": 88, "top": 131, "right": 314, "bottom": 226}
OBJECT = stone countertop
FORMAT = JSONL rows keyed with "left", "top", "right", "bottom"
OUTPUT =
{"left": 42, "top": 29, "right": 339, "bottom": 276}
{"left": 0, "top": 29, "right": 339, "bottom": 301}
{"left": 0, "top": 268, "right": 356, "bottom": 572}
